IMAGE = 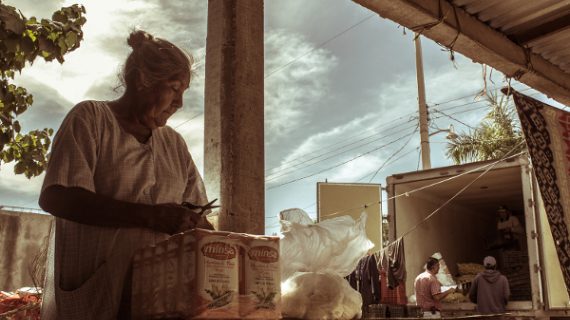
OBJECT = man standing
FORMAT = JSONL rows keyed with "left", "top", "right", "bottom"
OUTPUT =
{"left": 415, "top": 257, "right": 456, "bottom": 318}
{"left": 469, "top": 256, "right": 510, "bottom": 315}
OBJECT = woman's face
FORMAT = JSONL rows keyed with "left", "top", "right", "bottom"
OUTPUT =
{"left": 140, "top": 72, "right": 190, "bottom": 129}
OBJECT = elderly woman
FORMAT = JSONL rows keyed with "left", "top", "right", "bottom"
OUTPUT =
{"left": 39, "top": 30, "right": 212, "bottom": 320}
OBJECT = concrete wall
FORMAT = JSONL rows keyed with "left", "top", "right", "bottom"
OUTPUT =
{"left": 0, "top": 209, "right": 53, "bottom": 291}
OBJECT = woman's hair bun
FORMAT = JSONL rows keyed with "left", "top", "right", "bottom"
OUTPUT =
{"left": 127, "top": 29, "right": 154, "bottom": 50}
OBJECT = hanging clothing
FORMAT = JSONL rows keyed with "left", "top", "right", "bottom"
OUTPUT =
{"left": 347, "top": 255, "right": 381, "bottom": 307}
{"left": 374, "top": 237, "right": 407, "bottom": 289}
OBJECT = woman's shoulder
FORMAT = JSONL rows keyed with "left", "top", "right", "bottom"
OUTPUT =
{"left": 159, "top": 125, "right": 186, "bottom": 143}
{"left": 66, "top": 100, "right": 110, "bottom": 119}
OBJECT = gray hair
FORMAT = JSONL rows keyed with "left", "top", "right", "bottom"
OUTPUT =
{"left": 118, "top": 29, "right": 196, "bottom": 93}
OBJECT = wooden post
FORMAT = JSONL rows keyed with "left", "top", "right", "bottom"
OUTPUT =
{"left": 204, "top": 0, "right": 265, "bottom": 234}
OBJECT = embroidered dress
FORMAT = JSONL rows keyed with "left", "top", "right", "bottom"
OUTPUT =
{"left": 40, "top": 101, "right": 208, "bottom": 320}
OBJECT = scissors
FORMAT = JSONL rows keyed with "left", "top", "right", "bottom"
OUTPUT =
{"left": 182, "top": 198, "right": 220, "bottom": 215}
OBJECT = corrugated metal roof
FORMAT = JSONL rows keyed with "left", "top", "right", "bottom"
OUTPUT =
{"left": 451, "top": 0, "right": 570, "bottom": 73}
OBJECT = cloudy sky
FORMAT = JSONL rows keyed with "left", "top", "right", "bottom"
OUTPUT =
{"left": 0, "top": 0, "right": 562, "bottom": 235}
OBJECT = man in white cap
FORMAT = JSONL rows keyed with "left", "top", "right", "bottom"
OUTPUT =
{"left": 469, "top": 256, "right": 510, "bottom": 315}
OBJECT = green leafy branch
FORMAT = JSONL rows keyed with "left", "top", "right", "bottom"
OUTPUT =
{"left": 0, "top": 1, "right": 86, "bottom": 178}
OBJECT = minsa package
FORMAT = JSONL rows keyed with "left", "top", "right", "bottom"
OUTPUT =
{"left": 132, "top": 229, "right": 281, "bottom": 319}
{"left": 184, "top": 229, "right": 240, "bottom": 319}
{"left": 238, "top": 234, "right": 281, "bottom": 319}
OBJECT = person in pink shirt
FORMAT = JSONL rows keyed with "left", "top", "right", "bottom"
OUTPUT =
{"left": 414, "top": 257, "right": 456, "bottom": 318}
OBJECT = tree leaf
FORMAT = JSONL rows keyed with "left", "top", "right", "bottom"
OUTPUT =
{"left": 0, "top": 5, "right": 26, "bottom": 34}
{"left": 21, "top": 35, "right": 36, "bottom": 60}
{"left": 3, "top": 37, "right": 20, "bottom": 53}
{"left": 14, "top": 120, "right": 20, "bottom": 133}
{"left": 38, "top": 36, "right": 55, "bottom": 54}
{"left": 26, "top": 17, "right": 38, "bottom": 25}
{"left": 15, "top": 104, "right": 27, "bottom": 115}
{"left": 52, "top": 11, "right": 68, "bottom": 24}
{"left": 65, "top": 31, "right": 76, "bottom": 48}
{"left": 58, "top": 37, "right": 67, "bottom": 55}
{"left": 14, "top": 161, "right": 25, "bottom": 174}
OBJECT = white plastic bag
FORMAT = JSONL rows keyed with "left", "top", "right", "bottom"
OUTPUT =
{"left": 278, "top": 209, "right": 373, "bottom": 319}
{"left": 424, "top": 252, "right": 456, "bottom": 286}
{"left": 279, "top": 208, "right": 314, "bottom": 225}
{"left": 279, "top": 210, "right": 373, "bottom": 280}
{"left": 281, "top": 270, "right": 363, "bottom": 320}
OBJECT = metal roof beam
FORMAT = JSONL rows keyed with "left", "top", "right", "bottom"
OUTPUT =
{"left": 352, "top": 0, "right": 570, "bottom": 107}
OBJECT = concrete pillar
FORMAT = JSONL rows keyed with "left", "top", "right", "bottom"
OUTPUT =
{"left": 204, "top": 0, "right": 264, "bottom": 235}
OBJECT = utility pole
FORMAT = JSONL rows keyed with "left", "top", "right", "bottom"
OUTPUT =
{"left": 414, "top": 33, "right": 431, "bottom": 170}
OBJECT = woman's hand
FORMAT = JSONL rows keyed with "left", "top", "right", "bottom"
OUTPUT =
{"left": 150, "top": 204, "right": 199, "bottom": 235}
{"left": 194, "top": 215, "right": 215, "bottom": 231}
{"left": 150, "top": 203, "right": 215, "bottom": 235}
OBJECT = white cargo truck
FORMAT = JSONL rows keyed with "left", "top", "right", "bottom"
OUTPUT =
{"left": 386, "top": 155, "right": 570, "bottom": 319}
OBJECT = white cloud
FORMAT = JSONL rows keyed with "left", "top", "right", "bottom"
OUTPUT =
{"left": 264, "top": 29, "right": 339, "bottom": 145}
{"left": 327, "top": 154, "right": 383, "bottom": 182}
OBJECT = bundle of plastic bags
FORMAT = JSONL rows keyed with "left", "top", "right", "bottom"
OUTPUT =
{"left": 279, "top": 208, "right": 373, "bottom": 319}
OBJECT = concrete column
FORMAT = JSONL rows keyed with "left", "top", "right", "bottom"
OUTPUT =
{"left": 204, "top": 0, "right": 264, "bottom": 234}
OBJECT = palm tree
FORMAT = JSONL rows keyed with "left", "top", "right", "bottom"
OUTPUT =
{"left": 445, "top": 90, "right": 527, "bottom": 164}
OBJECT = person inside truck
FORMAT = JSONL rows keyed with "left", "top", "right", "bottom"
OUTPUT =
{"left": 497, "top": 205, "right": 524, "bottom": 250}
{"left": 38, "top": 30, "right": 214, "bottom": 320}
{"left": 414, "top": 257, "right": 456, "bottom": 318}
{"left": 469, "top": 256, "right": 510, "bottom": 315}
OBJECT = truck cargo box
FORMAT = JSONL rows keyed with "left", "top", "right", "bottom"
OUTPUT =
{"left": 386, "top": 156, "right": 569, "bottom": 319}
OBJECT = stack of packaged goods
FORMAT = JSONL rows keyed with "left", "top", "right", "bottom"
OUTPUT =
{"left": 501, "top": 251, "right": 531, "bottom": 301}
{"left": 362, "top": 304, "right": 386, "bottom": 318}
{"left": 132, "top": 228, "right": 281, "bottom": 319}
{"left": 405, "top": 305, "right": 424, "bottom": 318}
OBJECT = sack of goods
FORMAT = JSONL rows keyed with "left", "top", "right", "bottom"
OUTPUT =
{"left": 131, "top": 228, "right": 281, "bottom": 319}
{"left": 457, "top": 263, "right": 485, "bottom": 276}
{"left": 442, "top": 293, "right": 470, "bottom": 303}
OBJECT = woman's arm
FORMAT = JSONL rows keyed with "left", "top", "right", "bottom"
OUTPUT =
{"left": 39, "top": 185, "right": 202, "bottom": 235}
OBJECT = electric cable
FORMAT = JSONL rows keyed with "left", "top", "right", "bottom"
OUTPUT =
{"left": 174, "top": 112, "right": 203, "bottom": 129}
{"left": 266, "top": 127, "right": 418, "bottom": 189}
{"left": 266, "top": 122, "right": 417, "bottom": 180}
{"left": 264, "top": 14, "right": 376, "bottom": 79}
{"left": 265, "top": 110, "right": 418, "bottom": 173}
{"left": 266, "top": 149, "right": 527, "bottom": 229}
{"left": 368, "top": 125, "right": 419, "bottom": 183}
{"left": 355, "top": 146, "right": 418, "bottom": 183}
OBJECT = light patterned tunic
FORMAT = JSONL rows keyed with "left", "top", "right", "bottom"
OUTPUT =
{"left": 40, "top": 101, "right": 208, "bottom": 320}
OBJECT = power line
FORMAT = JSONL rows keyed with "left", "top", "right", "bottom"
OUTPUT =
{"left": 266, "top": 122, "right": 417, "bottom": 179}
{"left": 266, "top": 149, "right": 527, "bottom": 230}
{"left": 266, "top": 127, "right": 417, "bottom": 190}
{"left": 431, "top": 109, "right": 475, "bottom": 130}
{"left": 174, "top": 112, "right": 203, "bottom": 129}
{"left": 368, "top": 125, "right": 419, "bottom": 183}
{"left": 264, "top": 14, "right": 376, "bottom": 79}
{"left": 428, "top": 83, "right": 528, "bottom": 108}
{"left": 265, "top": 123, "right": 417, "bottom": 182}
{"left": 355, "top": 146, "right": 419, "bottom": 183}
{"left": 313, "top": 150, "right": 527, "bottom": 221}
{"left": 266, "top": 110, "right": 418, "bottom": 173}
